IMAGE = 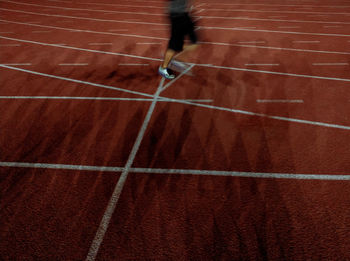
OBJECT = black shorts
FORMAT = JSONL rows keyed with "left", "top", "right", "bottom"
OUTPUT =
{"left": 168, "top": 12, "right": 197, "bottom": 52}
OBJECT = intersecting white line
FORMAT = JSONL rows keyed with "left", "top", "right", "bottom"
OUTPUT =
{"left": 2, "top": 34, "right": 350, "bottom": 84}
{"left": 0, "top": 96, "right": 213, "bottom": 102}
{"left": 1, "top": 161, "right": 349, "bottom": 180}
{"left": 2, "top": 65, "right": 350, "bottom": 131}
{"left": 85, "top": 77, "right": 166, "bottom": 261}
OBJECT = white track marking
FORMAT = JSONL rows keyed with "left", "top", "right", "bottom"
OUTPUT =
{"left": 236, "top": 27, "right": 257, "bottom": 29}
{"left": 0, "top": 32, "right": 14, "bottom": 34}
{"left": 293, "top": 40, "right": 320, "bottom": 43}
{"left": 206, "top": 8, "right": 348, "bottom": 15}
{"left": 2, "top": 0, "right": 165, "bottom": 17}
{"left": 5, "top": 17, "right": 350, "bottom": 55}
{"left": 206, "top": 3, "right": 350, "bottom": 8}
{"left": 87, "top": 64, "right": 196, "bottom": 260}
{"left": 118, "top": 63, "right": 149, "bottom": 66}
{"left": 195, "top": 9, "right": 205, "bottom": 14}
{"left": 196, "top": 3, "right": 206, "bottom": 8}
{"left": 202, "top": 25, "right": 350, "bottom": 38}
{"left": 59, "top": 63, "right": 88, "bottom": 66}
{"left": 0, "top": 8, "right": 168, "bottom": 26}
{"left": 2, "top": 35, "right": 350, "bottom": 84}
{"left": 79, "top": 2, "right": 165, "bottom": 9}
{"left": 257, "top": 99, "right": 304, "bottom": 103}
{"left": 0, "top": 63, "right": 31, "bottom": 65}
{"left": 1, "top": 161, "right": 350, "bottom": 180}
{"left": 198, "top": 15, "right": 350, "bottom": 26}
{"left": 85, "top": 78, "right": 166, "bottom": 261}
{"left": 0, "top": 96, "right": 212, "bottom": 102}
{"left": 1, "top": 65, "right": 350, "bottom": 130}
{"left": 312, "top": 63, "right": 348, "bottom": 66}
{"left": 0, "top": 19, "right": 168, "bottom": 41}
{"left": 246, "top": 64, "right": 280, "bottom": 66}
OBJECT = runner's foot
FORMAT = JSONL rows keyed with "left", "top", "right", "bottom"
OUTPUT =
{"left": 158, "top": 66, "right": 175, "bottom": 79}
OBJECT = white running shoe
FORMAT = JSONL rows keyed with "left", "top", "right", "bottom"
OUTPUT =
{"left": 170, "top": 60, "right": 193, "bottom": 76}
{"left": 158, "top": 66, "right": 175, "bottom": 79}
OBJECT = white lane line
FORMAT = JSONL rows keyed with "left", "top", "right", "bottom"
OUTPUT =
{"left": 0, "top": 63, "right": 31, "bottom": 65}
{"left": 0, "top": 43, "right": 21, "bottom": 46}
{"left": 0, "top": 96, "right": 213, "bottom": 102}
{"left": 206, "top": 3, "right": 350, "bottom": 8}
{"left": 0, "top": 7, "right": 167, "bottom": 26}
{"left": 85, "top": 78, "right": 166, "bottom": 261}
{"left": 312, "top": 63, "right": 348, "bottom": 65}
{"left": 1, "top": 161, "right": 350, "bottom": 180}
{"left": 59, "top": 63, "right": 89, "bottom": 66}
{"left": 236, "top": 27, "right": 257, "bottom": 29}
{"left": 88, "top": 43, "right": 112, "bottom": 45}
{"left": 0, "top": 15, "right": 168, "bottom": 42}
{"left": 195, "top": 9, "right": 205, "bottom": 14}
{"left": 257, "top": 99, "right": 304, "bottom": 103}
{"left": 79, "top": 2, "right": 165, "bottom": 9}
{"left": 208, "top": 8, "right": 346, "bottom": 15}
{"left": 0, "top": 32, "right": 14, "bottom": 34}
{"left": 200, "top": 14, "right": 350, "bottom": 26}
{"left": 3, "top": 12, "right": 350, "bottom": 49}
{"left": 1, "top": 65, "right": 350, "bottom": 130}
{"left": 238, "top": 41, "right": 266, "bottom": 44}
{"left": 202, "top": 25, "right": 350, "bottom": 38}
{"left": 196, "top": 3, "right": 206, "bottom": 8}
{"left": 293, "top": 40, "right": 320, "bottom": 43}
{"left": 3, "top": 35, "right": 350, "bottom": 85}
{"left": 246, "top": 63, "right": 280, "bottom": 66}
{"left": 193, "top": 16, "right": 202, "bottom": 22}
{"left": 151, "top": 28, "right": 168, "bottom": 30}
{"left": 3, "top": 2, "right": 350, "bottom": 25}
{"left": 32, "top": 30, "right": 52, "bottom": 33}
{"left": 2, "top": 0, "right": 165, "bottom": 17}
{"left": 118, "top": 63, "right": 149, "bottom": 66}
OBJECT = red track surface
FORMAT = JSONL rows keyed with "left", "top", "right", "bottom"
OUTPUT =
{"left": 1, "top": 0, "right": 350, "bottom": 260}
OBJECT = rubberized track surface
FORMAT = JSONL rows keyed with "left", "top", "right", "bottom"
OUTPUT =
{"left": 1, "top": 0, "right": 350, "bottom": 260}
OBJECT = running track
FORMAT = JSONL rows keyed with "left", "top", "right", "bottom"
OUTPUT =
{"left": 1, "top": 0, "right": 350, "bottom": 259}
